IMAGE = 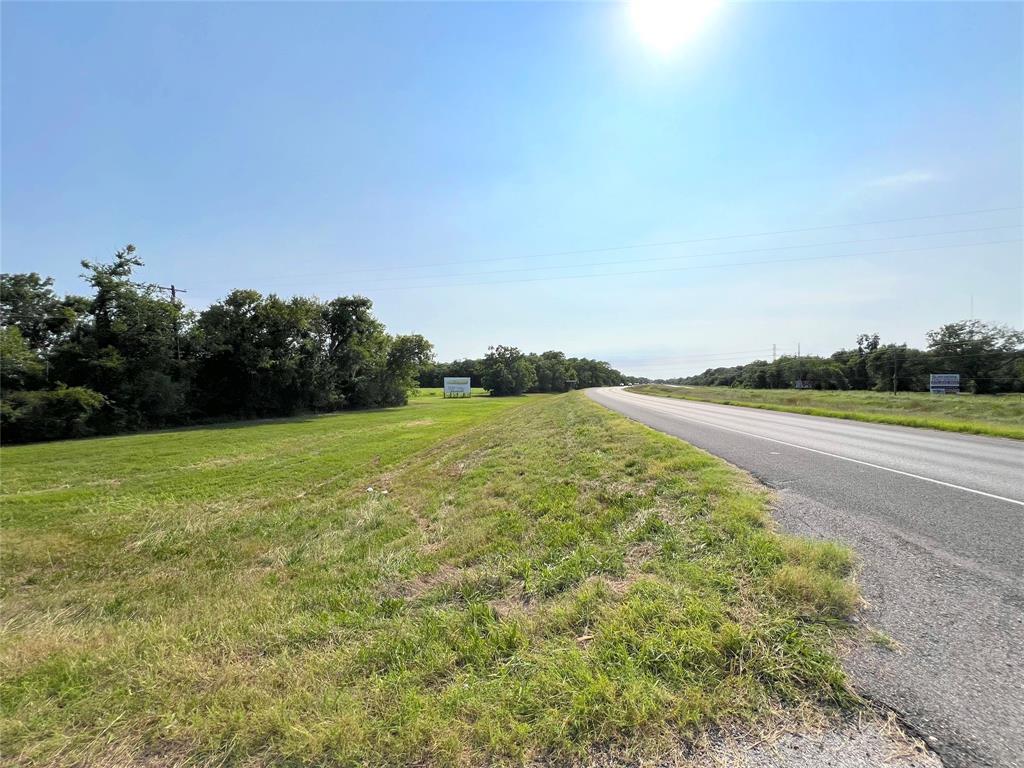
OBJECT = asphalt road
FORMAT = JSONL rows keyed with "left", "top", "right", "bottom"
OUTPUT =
{"left": 587, "top": 387, "right": 1024, "bottom": 768}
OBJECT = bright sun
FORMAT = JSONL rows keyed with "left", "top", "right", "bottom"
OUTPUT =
{"left": 628, "top": 0, "right": 721, "bottom": 54}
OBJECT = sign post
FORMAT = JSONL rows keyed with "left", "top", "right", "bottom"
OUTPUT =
{"left": 929, "top": 373, "right": 960, "bottom": 394}
{"left": 443, "top": 377, "right": 472, "bottom": 398}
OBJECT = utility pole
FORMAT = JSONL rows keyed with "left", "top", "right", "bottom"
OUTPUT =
{"left": 892, "top": 345, "right": 899, "bottom": 395}
{"left": 772, "top": 343, "right": 776, "bottom": 363}
{"left": 156, "top": 284, "right": 184, "bottom": 303}
{"left": 795, "top": 342, "right": 803, "bottom": 390}
{"left": 156, "top": 284, "right": 187, "bottom": 360}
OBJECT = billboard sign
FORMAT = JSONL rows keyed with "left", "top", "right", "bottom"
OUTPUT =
{"left": 929, "top": 373, "right": 960, "bottom": 394}
{"left": 443, "top": 377, "right": 472, "bottom": 398}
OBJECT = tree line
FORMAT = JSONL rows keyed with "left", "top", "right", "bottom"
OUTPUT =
{"left": 665, "top": 322, "right": 1024, "bottom": 393}
{"left": 1, "top": 247, "right": 432, "bottom": 443}
{"left": 1, "top": 247, "right": 637, "bottom": 442}
{"left": 420, "top": 346, "right": 641, "bottom": 395}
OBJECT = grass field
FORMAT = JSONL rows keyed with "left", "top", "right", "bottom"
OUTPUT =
{"left": 415, "top": 386, "right": 491, "bottom": 398}
{"left": 627, "top": 385, "right": 1024, "bottom": 439}
{"left": 2, "top": 392, "right": 857, "bottom": 766}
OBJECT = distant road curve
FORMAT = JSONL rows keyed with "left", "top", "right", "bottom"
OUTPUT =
{"left": 587, "top": 387, "right": 1024, "bottom": 768}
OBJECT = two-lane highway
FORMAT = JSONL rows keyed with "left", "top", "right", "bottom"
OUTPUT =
{"left": 588, "top": 387, "right": 1024, "bottom": 768}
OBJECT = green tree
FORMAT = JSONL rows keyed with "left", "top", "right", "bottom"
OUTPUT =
{"left": 1, "top": 252, "right": 437, "bottom": 441}
{"left": 54, "top": 246, "right": 187, "bottom": 430}
{"left": 1, "top": 387, "right": 106, "bottom": 443}
{"left": 532, "top": 350, "right": 574, "bottom": 392}
{"left": 0, "top": 326, "right": 45, "bottom": 391}
{"left": 926, "top": 320, "right": 1024, "bottom": 394}
{"left": 193, "top": 290, "right": 325, "bottom": 416}
{"left": 482, "top": 345, "right": 537, "bottom": 396}
{"left": 321, "top": 296, "right": 386, "bottom": 409}
{"left": 376, "top": 334, "right": 435, "bottom": 406}
{"left": 0, "top": 272, "right": 87, "bottom": 356}
{"left": 851, "top": 344, "right": 926, "bottom": 392}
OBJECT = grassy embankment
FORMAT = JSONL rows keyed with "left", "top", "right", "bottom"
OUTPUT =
{"left": 627, "top": 384, "right": 1024, "bottom": 440}
{"left": 2, "top": 391, "right": 857, "bottom": 766}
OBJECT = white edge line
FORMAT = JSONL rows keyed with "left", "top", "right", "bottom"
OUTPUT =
{"left": 601, "top": 391, "right": 1024, "bottom": 508}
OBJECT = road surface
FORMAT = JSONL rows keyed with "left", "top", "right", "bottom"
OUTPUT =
{"left": 587, "top": 387, "right": 1024, "bottom": 768}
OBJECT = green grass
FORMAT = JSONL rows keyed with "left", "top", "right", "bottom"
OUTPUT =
{"left": 415, "top": 386, "right": 491, "bottom": 398}
{"left": 627, "top": 385, "right": 1024, "bottom": 440}
{"left": 867, "top": 629, "right": 901, "bottom": 652}
{"left": 2, "top": 392, "right": 858, "bottom": 766}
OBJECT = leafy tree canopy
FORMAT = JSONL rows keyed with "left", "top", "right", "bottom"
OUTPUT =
{"left": 671, "top": 322, "right": 1023, "bottom": 394}
{"left": 1, "top": 248, "right": 433, "bottom": 442}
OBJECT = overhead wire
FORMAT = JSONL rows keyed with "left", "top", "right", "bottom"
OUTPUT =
{"left": 225, "top": 223, "right": 1022, "bottom": 288}
{"left": 344, "top": 237, "right": 1023, "bottom": 292}
{"left": 184, "top": 204, "right": 1023, "bottom": 287}
{"left": 4, "top": 235, "right": 1021, "bottom": 311}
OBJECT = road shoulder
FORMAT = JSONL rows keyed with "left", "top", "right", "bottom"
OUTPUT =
{"left": 772, "top": 488, "right": 1024, "bottom": 768}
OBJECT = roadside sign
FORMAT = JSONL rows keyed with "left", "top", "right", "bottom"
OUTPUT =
{"left": 443, "top": 377, "right": 472, "bottom": 398}
{"left": 929, "top": 373, "right": 960, "bottom": 394}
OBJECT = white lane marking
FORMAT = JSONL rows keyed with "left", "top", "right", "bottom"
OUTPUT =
{"left": 622, "top": 389, "right": 1015, "bottom": 448}
{"left": 598, "top": 392, "right": 1024, "bottom": 508}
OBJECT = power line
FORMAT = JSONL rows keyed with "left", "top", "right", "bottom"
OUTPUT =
{"left": 186, "top": 204, "right": 1022, "bottom": 287}
{"left": 907, "top": 350, "right": 1024, "bottom": 359}
{"left": 345, "top": 237, "right": 1023, "bottom": 292}
{"left": 626, "top": 355, "right": 1024, "bottom": 376}
{"left": 155, "top": 284, "right": 187, "bottom": 302}
{"left": 655, "top": 350, "right": 1024, "bottom": 362}
{"left": 609, "top": 349, "right": 793, "bottom": 367}
{"left": 233, "top": 223, "right": 1021, "bottom": 288}
{"left": 3, "top": 235, "right": 1020, "bottom": 314}
{"left": 616, "top": 346, "right": 786, "bottom": 359}
{"left": 622, "top": 358, "right": 785, "bottom": 370}
{"left": 604, "top": 349, "right": 1024, "bottom": 372}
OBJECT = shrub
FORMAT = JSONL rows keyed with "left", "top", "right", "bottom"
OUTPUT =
{"left": 1, "top": 386, "right": 106, "bottom": 443}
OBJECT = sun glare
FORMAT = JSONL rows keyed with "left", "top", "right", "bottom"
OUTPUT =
{"left": 628, "top": 0, "right": 721, "bottom": 54}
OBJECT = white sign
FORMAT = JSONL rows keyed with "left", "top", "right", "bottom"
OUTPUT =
{"left": 929, "top": 373, "right": 960, "bottom": 394}
{"left": 443, "top": 377, "right": 472, "bottom": 397}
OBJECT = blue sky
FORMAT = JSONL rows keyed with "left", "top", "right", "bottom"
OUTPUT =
{"left": 3, "top": 1, "right": 1021, "bottom": 377}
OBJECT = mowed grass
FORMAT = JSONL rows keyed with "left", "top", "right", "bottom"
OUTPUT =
{"left": 628, "top": 384, "right": 1024, "bottom": 440}
{"left": 2, "top": 392, "right": 857, "bottom": 767}
{"left": 415, "top": 387, "right": 491, "bottom": 398}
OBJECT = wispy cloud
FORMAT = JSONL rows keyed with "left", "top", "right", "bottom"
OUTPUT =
{"left": 865, "top": 170, "right": 940, "bottom": 189}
